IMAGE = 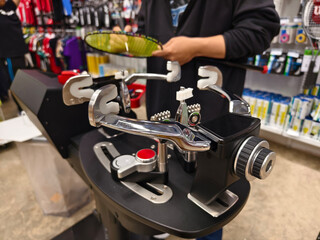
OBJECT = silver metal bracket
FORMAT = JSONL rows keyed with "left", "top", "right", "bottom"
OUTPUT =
{"left": 63, "top": 74, "right": 94, "bottom": 106}
{"left": 188, "top": 190, "right": 239, "bottom": 218}
{"left": 89, "top": 84, "right": 211, "bottom": 152}
{"left": 93, "top": 142, "right": 173, "bottom": 204}
{"left": 112, "top": 154, "right": 157, "bottom": 179}
{"left": 197, "top": 66, "right": 251, "bottom": 115}
{"left": 124, "top": 61, "right": 181, "bottom": 85}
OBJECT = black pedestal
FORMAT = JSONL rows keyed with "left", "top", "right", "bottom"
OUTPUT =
{"left": 79, "top": 129, "right": 250, "bottom": 239}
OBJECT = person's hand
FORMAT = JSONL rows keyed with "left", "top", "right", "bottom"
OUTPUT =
{"left": 108, "top": 33, "right": 128, "bottom": 53}
{"left": 113, "top": 25, "right": 132, "bottom": 32}
{"left": 107, "top": 25, "right": 133, "bottom": 54}
{"left": 152, "top": 36, "right": 198, "bottom": 66}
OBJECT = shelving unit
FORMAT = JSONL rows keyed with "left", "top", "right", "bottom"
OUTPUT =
{"left": 244, "top": 0, "right": 320, "bottom": 156}
{"left": 260, "top": 124, "right": 320, "bottom": 157}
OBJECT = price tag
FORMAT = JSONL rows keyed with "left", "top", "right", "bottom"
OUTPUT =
{"left": 271, "top": 48, "right": 283, "bottom": 56}
{"left": 287, "top": 51, "right": 300, "bottom": 58}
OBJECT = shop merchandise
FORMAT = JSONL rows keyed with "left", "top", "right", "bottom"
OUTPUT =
{"left": 243, "top": 88, "right": 320, "bottom": 141}
{"left": 26, "top": 29, "right": 87, "bottom": 73}
{"left": 17, "top": 0, "right": 36, "bottom": 25}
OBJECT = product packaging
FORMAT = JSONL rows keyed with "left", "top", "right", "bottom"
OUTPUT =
{"left": 267, "top": 49, "right": 287, "bottom": 74}
{"left": 284, "top": 51, "right": 303, "bottom": 76}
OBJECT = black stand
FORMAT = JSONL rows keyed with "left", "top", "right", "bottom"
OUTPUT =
{"left": 78, "top": 129, "right": 251, "bottom": 239}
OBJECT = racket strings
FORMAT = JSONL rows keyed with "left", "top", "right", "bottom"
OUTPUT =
{"left": 304, "top": 1, "right": 320, "bottom": 40}
{"left": 85, "top": 30, "right": 162, "bottom": 57}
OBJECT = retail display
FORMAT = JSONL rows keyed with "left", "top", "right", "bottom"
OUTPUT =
{"left": 243, "top": 86, "right": 320, "bottom": 141}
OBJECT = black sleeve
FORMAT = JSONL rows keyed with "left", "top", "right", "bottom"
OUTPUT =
{"left": 136, "top": 1, "right": 146, "bottom": 34}
{"left": 5, "top": 0, "right": 18, "bottom": 11}
{"left": 223, "top": 0, "right": 280, "bottom": 60}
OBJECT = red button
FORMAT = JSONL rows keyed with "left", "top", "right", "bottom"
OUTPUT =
{"left": 137, "top": 149, "right": 156, "bottom": 160}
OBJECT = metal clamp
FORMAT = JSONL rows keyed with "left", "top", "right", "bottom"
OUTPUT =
{"left": 112, "top": 149, "right": 157, "bottom": 179}
{"left": 89, "top": 88, "right": 210, "bottom": 152}
{"left": 197, "top": 66, "right": 250, "bottom": 115}
{"left": 94, "top": 142, "right": 173, "bottom": 204}
{"left": 63, "top": 73, "right": 94, "bottom": 106}
{"left": 124, "top": 61, "right": 181, "bottom": 85}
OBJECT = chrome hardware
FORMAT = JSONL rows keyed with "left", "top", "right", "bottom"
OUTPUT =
{"left": 89, "top": 84, "right": 210, "bottom": 152}
{"left": 124, "top": 61, "right": 181, "bottom": 85}
{"left": 188, "top": 190, "right": 239, "bottom": 218}
{"left": 93, "top": 142, "right": 173, "bottom": 204}
{"left": 187, "top": 104, "right": 201, "bottom": 114}
{"left": 115, "top": 70, "right": 131, "bottom": 114}
{"left": 175, "top": 87, "right": 193, "bottom": 126}
{"left": 197, "top": 66, "right": 250, "bottom": 115}
{"left": 112, "top": 154, "right": 157, "bottom": 179}
{"left": 63, "top": 73, "right": 94, "bottom": 106}
{"left": 150, "top": 110, "right": 171, "bottom": 121}
{"left": 234, "top": 136, "right": 276, "bottom": 181}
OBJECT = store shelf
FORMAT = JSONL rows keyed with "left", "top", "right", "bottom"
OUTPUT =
{"left": 260, "top": 125, "right": 320, "bottom": 157}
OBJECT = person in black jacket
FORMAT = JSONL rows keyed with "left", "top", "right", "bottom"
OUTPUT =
{"left": 135, "top": 1, "right": 280, "bottom": 240}
{"left": 0, "top": 0, "right": 27, "bottom": 102}
{"left": 137, "top": 0, "right": 280, "bottom": 124}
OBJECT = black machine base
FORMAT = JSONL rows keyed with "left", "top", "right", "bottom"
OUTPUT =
{"left": 78, "top": 129, "right": 251, "bottom": 239}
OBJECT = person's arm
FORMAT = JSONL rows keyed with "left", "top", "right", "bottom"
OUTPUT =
{"left": 222, "top": 0, "right": 280, "bottom": 60}
{"left": 153, "top": 0, "right": 280, "bottom": 65}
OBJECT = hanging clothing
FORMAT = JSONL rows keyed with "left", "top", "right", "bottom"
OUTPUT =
{"left": 35, "top": 0, "right": 51, "bottom": 13}
{"left": 63, "top": 36, "right": 83, "bottom": 71}
{"left": 62, "top": 0, "right": 72, "bottom": 16}
{"left": 138, "top": 0, "right": 280, "bottom": 122}
{"left": 0, "top": 0, "right": 28, "bottom": 58}
{"left": 52, "top": 0, "right": 64, "bottom": 21}
{"left": 17, "top": 0, "right": 36, "bottom": 25}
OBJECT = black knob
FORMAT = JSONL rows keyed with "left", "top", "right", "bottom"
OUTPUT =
{"left": 234, "top": 136, "right": 276, "bottom": 181}
{"left": 252, "top": 148, "right": 276, "bottom": 179}
{"left": 235, "top": 137, "right": 262, "bottom": 180}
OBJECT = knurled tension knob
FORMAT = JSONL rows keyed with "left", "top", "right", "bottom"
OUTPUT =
{"left": 234, "top": 136, "right": 276, "bottom": 181}
{"left": 252, "top": 148, "right": 276, "bottom": 179}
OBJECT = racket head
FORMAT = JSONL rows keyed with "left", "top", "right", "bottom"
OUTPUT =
{"left": 84, "top": 30, "right": 162, "bottom": 58}
{"left": 302, "top": 0, "right": 320, "bottom": 41}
